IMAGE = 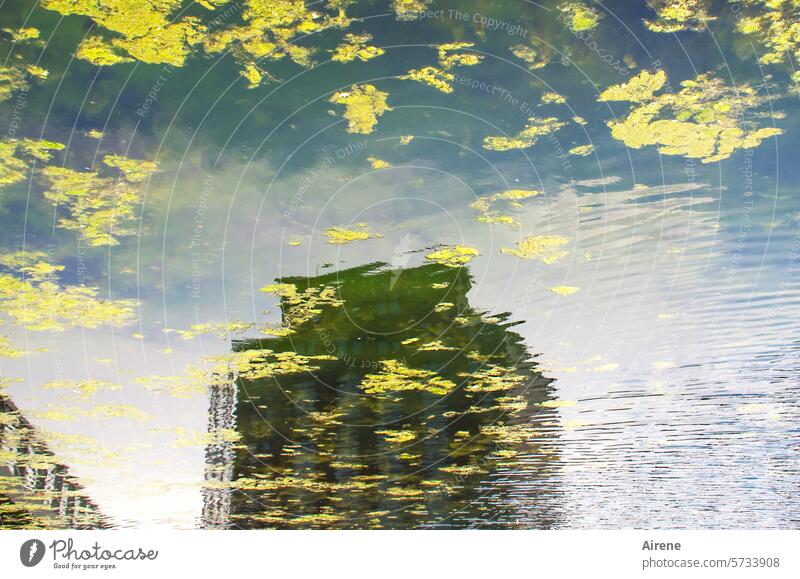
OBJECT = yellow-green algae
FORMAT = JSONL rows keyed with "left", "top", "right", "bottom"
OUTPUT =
{"left": 471, "top": 189, "right": 542, "bottom": 228}
{"left": 510, "top": 43, "right": 551, "bottom": 70}
{"left": 2, "top": 27, "right": 41, "bottom": 43}
{"left": 541, "top": 92, "right": 566, "bottom": 104}
{"left": 437, "top": 42, "right": 483, "bottom": 69}
{"left": 40, "top": 154, "right": 159, "bottom": 246}
{"left": 0, "top": 65, "right": 37, "bottom": 102}
{"left": 483, "top": 116, "right": 567, "bottom": 151}
{"left": 360, "top": 359, "right": 456, "bottom": 395}
{"left": 376, "top": 429, "right": 417, "bottom": 443}
{"left": 501, "top": 235, "right": 571, "bottom": 263}
{"left": 41, "top": 0, "right": 205, "bottom": 67}
{"left": 41, "top": 0, "right": 353, "bottom": 83}
{"left": 569, "top": 144, "right": 595, "bottom": 156}
{"left": 201, "top": 0, "right": 351, "bottom": 86}
{"left": 75, "top": 36, "right": 134, "bottom": 66}
{"left": 644, "top": 0, "right": 715, "bottom": 32}
{"left": 324, "top": 224, "right": 382, "bottom": 244}
{"left": 1, "top": 139, "right": 64, "bottom": 185}
{"left": 732, "top": 0, "right": 800, "bottom": 75}
{"left": 0, "top": 252, "right": 137, "bottom": 331}
{"left": 392, "top": 0, "right": 431, "bottom": 20}
{"left": 42, "top": 379, "right": 122, "bottom": 399}
{"left": 367, "top": 157, "right": 391, "bottom": 169}
{"left": 331, "top": 32, "right": 384, "bottom": 63}
{"left": 401, "top": 66, "right": 455, "bottom": 93}
{"left": 260, "top": 282, "right": 344, "bottom": 330}
{"left": 559, "top": 1, "right": 602, "bottom": 32}
{"left": 425, "top": 245, "right": 479, "bottom": 267}
{"left": 598, "top": 69, "right": 783, "bottom": 163}
{"left": 330, "top": 84, "right": 391, "bottom": 134}
{"left": 171, "top": 321, "right": 255, "bottom": 340}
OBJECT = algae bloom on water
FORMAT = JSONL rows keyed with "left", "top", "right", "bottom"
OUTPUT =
{"left": 324, "top": 224, "right": 382, "bottom": 245}
{"left": 501, "top": 235, "right": 571, "bottom": 263}
{"left": 330, "top": 84, "right": 392, "bottom": 134}
{"left": 598, "top": 69, "right": 783, "bottom": 163}
{"left": 425, "top": 245, "right": 479, "bottom": 267}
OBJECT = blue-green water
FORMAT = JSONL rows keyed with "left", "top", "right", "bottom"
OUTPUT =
{"left": 1, "top": 0, "right": 799, "bottom": 528}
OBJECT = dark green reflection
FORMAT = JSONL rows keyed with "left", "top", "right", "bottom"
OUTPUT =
{"left": 202, "top": 262, "right": 559, "bottom": 529}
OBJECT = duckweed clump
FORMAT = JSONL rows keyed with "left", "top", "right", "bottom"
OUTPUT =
{"left": 558, "top": 1, "right": 602, "bottom": 32}
{"left": 331, "top": 32, "right": 384, "bottom": 63}
{"left": 324, "top": 224, "right": 383, "bottom": 244}
{"left": 599, "top": 69, "right": 783, "bottom": 163}
{"left": 402, "top": 66, "right": 455, "bottom": 93}
{"left": 330, "top": 84, "right": 391, "bottom": 134}
{"left": 360, "top": 359, "right": 457, "bottom": 395}
{"left": 483, "top": 116, "right": 567, "bottom": 151}
{"left": 425, "top": 245, "right": 479, "bottom": 267}
{"left": 501, "top": 235, "right": 571, "bottom": 263}
{"left": 732, "top": 0, "right": 800, "bottom": 74}
{"left": 644, "top": 0, "right": 715, "bottom": 33}
{"left": 40, "top": 153, "right": 159, "bottom": 246}
{"left": 471, "top": 189, "right": 542, "bottom": 228}
{"left": 0, "top": 252, "right": 138, "bottom": 331}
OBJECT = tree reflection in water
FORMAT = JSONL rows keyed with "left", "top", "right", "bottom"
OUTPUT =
{"left": 201, "top": 261, "right": 560, "bottom": 529}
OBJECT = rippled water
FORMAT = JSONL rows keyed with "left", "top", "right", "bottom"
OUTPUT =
{"left": 1, "top": 0, "right": 799, "bottom": 529}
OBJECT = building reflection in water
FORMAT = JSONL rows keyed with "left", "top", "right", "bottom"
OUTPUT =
{"left": 201, "top": 261, "right": 562, "bottom": 529}
{"left": 0, "top": 396, "right": 106, "bottom": 529}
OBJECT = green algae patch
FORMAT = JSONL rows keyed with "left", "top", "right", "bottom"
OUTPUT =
{"left": 376, "top": 429, "right": 417, "bottom": 443}
{"left": 599, "top": 70, "right": 783, "bottom": 163}
{"left": 392, "top": 0, "right": 432, "bottom": 20}
{"left": 76, "top": 36, "right": 133, "bottom": 66}
{"left": 1, "top": 139, "right": 65, "bottom": 186}
{"left": 599, "top": 69, "right": 667, "bottom": 102}
{"left": 501, "top": 235, "right": 570, "bottom": 263}
{"left": 172, "top": 321, "right": 255, "bottom": 340}
{"left": 559, "top": 1, "right": 602, "bottom": 32}
{"left": 324, "top": 224, "right": 382, "bottom": 245}
{"left": 425, "top": 245, "right": 479, "bottom": 267}
{"left": 510, "top": 44, "right": 551, "bottom": 70}
{"left": 42, "top": 379, "right": 122, "bottom": 400}
{"left": 360, "top": 359, "right": 456, "bottom": 395}
{"left": 733, "top": 0, "right": 800, "bottom": 74}
{"left": 1, "top": 64, "right": 47, "bottom": 102}
{"left": 471, "top": 189, "right": 542, "bottom": 228}
{"left": 541, "top": 92, "right": 566, "bottom": 105}
{"left": 40, "top": 153, "right": 159, "bottom": 246}
{"left": 483, "top": 116, "right": 567, "bottom": 151}
{"left": 569, "top": 144, "right": 595, "bottom": 156}
{"left": 437, "top": 42, "right": 483, "bottom": 69}
{"left": 0, "top": 254, "right": 137, "bottom": 332}
{"left": 367, "top": 157, "right": 391, "bottom": 169}
{"left": 402, "top": 66, "right": 455, "bottom": 93}
{"left": 2, "top": 27, "right": 41, "bottom": 43}
{"left": 41, "top": 0, "right": 205, "bottom": 67}
{"left": 330, "top": 84, "right": 391, "bottom": 134}
{"left": 331, "top": 32, "right": 384, "bottom": 63}
{"left": 644, "top": 0, "right": 715, "bottom": 33}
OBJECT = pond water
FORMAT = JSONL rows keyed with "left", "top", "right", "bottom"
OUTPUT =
{"left": 1, "top": 0, "right": 799, "bottom": 529}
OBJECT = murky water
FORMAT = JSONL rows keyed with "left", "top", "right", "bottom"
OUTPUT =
{"left": 1, "top": 0, "right": 799, "bottom": 529}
